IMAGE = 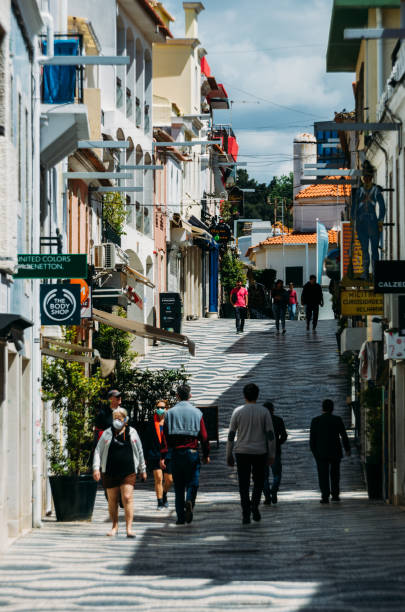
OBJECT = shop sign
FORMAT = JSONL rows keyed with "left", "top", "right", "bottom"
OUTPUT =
{"left": 14, "top": 254, "right": 87, "bottom": 279}
{"left": 341, "top": 221, "right": 363, "bottom": 278}
{"left": 341, "top": 289, "right": 384, "bottom": 316}
{"left": 210, "top": 222, "right": 231, "bottom": 244}
{"left": 374, "top": 260, "right": 405, "bottom": 293}
{"left": 70, "top": 279, "right": 92, "bottom": 318}
{"left": 40, "top": 284, "right": 81, "bottom": 325}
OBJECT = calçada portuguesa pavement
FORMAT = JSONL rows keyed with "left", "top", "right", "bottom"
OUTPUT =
{"left": 2, "top": 318, "right": 405, "bottom": 611}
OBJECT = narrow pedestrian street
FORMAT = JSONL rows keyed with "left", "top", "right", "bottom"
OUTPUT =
{"left": 0, "top": 318, "right": 404, "bottom": 610}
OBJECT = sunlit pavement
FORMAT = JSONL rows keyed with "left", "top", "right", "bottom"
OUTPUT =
{"left": 2, "top": 318, "right": 405, "bottom": 611}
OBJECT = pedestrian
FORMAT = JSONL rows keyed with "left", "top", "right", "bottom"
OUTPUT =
{"left": 93, "top": 407, "right": 147, "bottom": 537}
{"left": 230, "top": 279, "right": 248, "bottom": 334}
{"left": 146, "top": 399, "right": 173, "bottom": 510}
{"left": 262, "top": 401, "right": 288, "bottom": 505}
{"left": 271, "top": 279, "right": 288, "bottom": 334}
{"left": 287, "top": 282, "right": 298, "bottom": 321}
{"left": 248, "top": 280, "right": 266, "bottom": 319}
{"left": 301, "top": 274, "right": 324, "bottom": 331}
{"left": 227, "top": 383, "right": 276, "bottom": 524}
{"left": 94, "top": 389, "right": 122, "bottom": 442}
{"left": 163, "top": 384, "right": 210, "bottom": 525}
{"left": 310, "top": 399, "right": 351, "bottom": 504}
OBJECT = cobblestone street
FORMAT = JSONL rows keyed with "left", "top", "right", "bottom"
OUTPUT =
{"left": 2, "top": 318, "right": 405, "bottom": 610}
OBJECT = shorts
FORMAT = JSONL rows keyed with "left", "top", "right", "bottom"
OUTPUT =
{"left": 150, "top": 453, "right": 172, "bottom": 475}
{"left": 102, "top": 472, "right": 136, "bottom": 489}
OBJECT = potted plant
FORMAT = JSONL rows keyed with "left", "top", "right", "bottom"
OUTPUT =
{"left": 42, "top": 332, "right": 106, "bottom": 521}
{"left": 362, "top": 386, "right": 383, "bottom": 500}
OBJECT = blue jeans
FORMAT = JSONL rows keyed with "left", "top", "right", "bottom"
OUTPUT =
{"left": 273, "top": 303, "right": 286, "bottom": 330}
{"left": 263, "top": 454, "right": 282, "bottom": 498}
{"left": 356, "top": 218, "right": 380, "bottom": 278}
{"left": 288, "top": 304, "right": 296, "bottom": 320}
{"left": 171, "top": 449, "right": 200, "bottom": 521}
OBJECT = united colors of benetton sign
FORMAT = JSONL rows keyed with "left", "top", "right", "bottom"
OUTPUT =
{"left": 14, "top": 254, "right": 87, "bottom": 279}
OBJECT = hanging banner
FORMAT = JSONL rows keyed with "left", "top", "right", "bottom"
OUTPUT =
{"left": 341, "top": 289, "right": 384, "bottom": 316}
{"left": 316, "top": 221, "right": 329, "bottom": 283}
{"left": 40, "top": 284, "right": 81, "bottom": 325}
{"left": 341, "top": 222, "right": 363, "bottom": 278}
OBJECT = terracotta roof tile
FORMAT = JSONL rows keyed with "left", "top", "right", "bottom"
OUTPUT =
{"left": 296, "top": 176, "right": 352, "bottom": 200}
{"left": 246, "top": 229, "right": 338, "bottom": 256}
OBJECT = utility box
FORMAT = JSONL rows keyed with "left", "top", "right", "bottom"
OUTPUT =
{"left": 160, "top": 292, "right": 182, "bottom": 334}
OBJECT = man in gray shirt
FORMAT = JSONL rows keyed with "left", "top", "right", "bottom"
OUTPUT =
{"left": 227, "top": 383, "right": 276, "bottom": 524}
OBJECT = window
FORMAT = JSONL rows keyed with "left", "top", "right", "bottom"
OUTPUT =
{"left": 285, "top": 266, "right": 303, "bottom": 287}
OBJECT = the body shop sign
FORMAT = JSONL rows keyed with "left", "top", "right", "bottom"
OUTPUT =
{"left": 40, "top": 285, "right": 81, "bottom": 325}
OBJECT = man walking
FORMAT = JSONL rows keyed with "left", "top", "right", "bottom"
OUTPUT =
{"left": 163, "top": 384, "right": 210, "bottom": 525}
{"left": 230, "top": 279, "right": 248, "bottom": 334}
{"left": 310, "top": 399, "right": 351, "bottom": 503}
{"left": 263, "top": 402, "right": 287, "bottom": 505}
{"left": 227, "top": 383, "right": 276, "bottom": 524}
{"left": 301, "top": 274, "right": 324, "bottom": 331}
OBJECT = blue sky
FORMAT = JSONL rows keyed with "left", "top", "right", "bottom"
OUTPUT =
{"left": 162, "top": 0, "right": 355, "bottom": 184}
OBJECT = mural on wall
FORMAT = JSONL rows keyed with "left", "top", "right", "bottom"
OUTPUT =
{"left": 350, "top": 161, "right": 386, "bottom": 280}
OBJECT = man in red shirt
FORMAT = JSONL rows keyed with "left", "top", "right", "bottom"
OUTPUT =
{"left": 230, "top": 280, "right": 249, "bottom": 334}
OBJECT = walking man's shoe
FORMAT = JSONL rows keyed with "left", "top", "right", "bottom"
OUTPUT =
{"left": 242, "top": 516, "right": 251, "bottom": 524}
{"left": 282, "top": 329, "right": 286, "bottom": 334}
{"left": 252, "top": 507, "right": 261, "bottom": 522}
{"left": 162, "top": 492, "right": 169, "bottom": 508}
{"left": 176, "top": 519, "right": 185, "bottom": 525}
{"left": 320, "top": 498, "right": 329, "bottom": 504}
{"left": 263, "top": 497, "right": 272, "bottom": 505}
{"left": 185, "top": 500, "right": 193, "bottom": 523}
{"left": 331, "top": 496, "right": 340, "bottom": 502}
{"left": 157, "top": 499, "right": 164, "bottom": 510}
{"left": 271, "top": 492, "right": 278, "bottom": 504}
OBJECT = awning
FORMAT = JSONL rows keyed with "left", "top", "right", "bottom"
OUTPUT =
{"left": 92, "top": 309, "right": 195, "bottom": 356}
{"left": 125, "top": 265, "right": 155, "bottom": 289}
{"left": 41, "top": 337, "right": 95, "bottom": 364}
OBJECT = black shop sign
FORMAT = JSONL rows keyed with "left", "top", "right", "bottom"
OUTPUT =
{"left": 40, "top": 284, "right": 81, "bottom": 325}
{"left": 374, "top": 260, "right": 405, "bottom": 293}
{"left": 210, "top": 222, "right": 231, "bottom": 244}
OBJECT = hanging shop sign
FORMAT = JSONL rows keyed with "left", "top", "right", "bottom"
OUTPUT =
{"left": 70, "top": 279, "right": 92, "bottom": 318}
{"left": 341, "top": 222, "right": 363, "bottom": 278}
{"left": 374, "top": 260, "right": 405, "bottom": 293}
{"left": 40, "top": 284, "right": 81, "bottom": 325}
{"left": 341, "top": 289, "right": 384, "bottom": 316}
{"left": 14, "top": 254, "right": 87, "bottom": 279}
{"left": 210, "top": 222, "right": 231, "bottom": 244}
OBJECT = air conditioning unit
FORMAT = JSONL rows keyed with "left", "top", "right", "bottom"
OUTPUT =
{"left": 93, "top": 243, "right": 129, "bottom": 270}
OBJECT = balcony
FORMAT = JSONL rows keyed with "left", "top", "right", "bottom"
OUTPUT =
{"left": 136, "top": 97, "right": 142, "bottom": 128}
{"left": 126, "top": 88, "right": 133, "bottom": 120}
{"left": 41, "top": 35, "right": 84, "bottom": 104}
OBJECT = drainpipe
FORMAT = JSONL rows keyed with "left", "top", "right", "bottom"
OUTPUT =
{"left": 40, "top": 12, "right": 54, "bottom": 57}
{"left": 376, "top": 9, "right": 384, "bottom": 102}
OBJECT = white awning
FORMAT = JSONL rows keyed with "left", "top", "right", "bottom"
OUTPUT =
{"left": 92, "top": 309, "right": 195, "bottom": 356}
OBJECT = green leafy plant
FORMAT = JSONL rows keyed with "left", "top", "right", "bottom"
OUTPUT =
{"left": 130, "top": 367, "right": 190, "bottom": 423}
{"left": 361, "top": 385, "right": 383, "bottom": 465}
{"left": 220, "top": 249, "right": 247, "bottom": 297}
{"left": 42, "top": 330, "right": 106, "bottom": 476}
{"left": 103, "top": 192, "right": 127, "bottom": 236}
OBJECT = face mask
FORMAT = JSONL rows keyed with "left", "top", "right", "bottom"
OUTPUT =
{"left": 156, "top": 408, "right": 166, "bottom": 416}
{"left": 113, "top": 419, "right": 125, "bottom": 430}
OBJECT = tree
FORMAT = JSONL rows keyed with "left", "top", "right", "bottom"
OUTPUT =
{"left": 234, "top": 169, "right": 293, "bottom": 231}
{"left": 220, "top": 249, "right": 247, "bottom": 297}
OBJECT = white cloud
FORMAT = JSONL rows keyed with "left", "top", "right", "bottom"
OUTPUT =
{"left": 236, "top": 129, "right": 295, "bottom": 183}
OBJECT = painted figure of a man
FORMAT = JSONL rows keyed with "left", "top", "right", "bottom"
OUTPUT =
{"left": 351, "top": 160, "right": 386, "bottom": 279}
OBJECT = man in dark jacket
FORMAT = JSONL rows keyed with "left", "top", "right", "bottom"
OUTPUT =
{"left": 310, "top": 399, "right": 351, "bottom": 503}
{"left": 263, "top": 402, "right": 287, "bottom": 505}
{"left": 163, "top": 384, "right": 210, "bottom": 525}
{"left": 301, "top": 274, "right": 324, "bottom": 331}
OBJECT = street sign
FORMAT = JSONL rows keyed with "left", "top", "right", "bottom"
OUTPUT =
{"left": 14, "top": 254, "right": 87, "bottom": 279}
{"left": 374, "top": 260, "right": 405, "bottom": 293}
{"left": 341, "top": 290, "right": 384, "bottom": 316}
{"left": 40, "top": 284, "right": 81, "bottom": 325}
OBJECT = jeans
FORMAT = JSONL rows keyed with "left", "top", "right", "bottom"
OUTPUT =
{"left": 273, "top": 303, "right": 286, "bottom": 330}
{"left": 263, "top": 454, "right": 282, "bottom": 498}
{"left": 288, "top": 304, "right": 297, "bottom": 320}
{"left": 235, "top": 453, "right": 267, "bottom": 518}
{"left": 171, "top": 449, "right": 200, "bottom": 521}
{"left": 235, "top": 306, "right": 247, "bottom": 332}
{"left": 356, "top": 219, "right": 380, "bottom": 278}
{"left": 316, "top": 457, "right": 341, "bottom": 499}
{"left": 305, "top": 304, "right": 319, "bottom": 329}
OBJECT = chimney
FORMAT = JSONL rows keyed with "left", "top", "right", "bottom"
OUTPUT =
{"left": 183, "top": 2, "right": 204, "bottom": 38}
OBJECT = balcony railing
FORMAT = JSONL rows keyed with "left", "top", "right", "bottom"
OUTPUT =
{"left": 40, "top": 34, "right": 84, "bottom": 104}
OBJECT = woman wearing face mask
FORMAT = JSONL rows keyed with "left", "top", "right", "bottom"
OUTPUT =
{"left": 146, "top": 399, "right": 173, "bottom": 510}
{"left": 93, "top": 407, "right": 147, "bottom": 538}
